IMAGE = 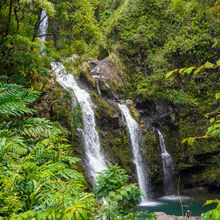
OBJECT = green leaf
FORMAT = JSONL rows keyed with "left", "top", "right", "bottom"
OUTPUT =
{"left": 181, "top": 139, "right": 188, "bottom": 144}
{"left": 105, "top": 197, "right": 111, "bottom": 203}
{"left": 116, "top": 194, "right": 123, "bottom": 200}
{"left": 187, "top": 138, "right": 195, "bottom": 146}
{"left": 109, "top": 191, "right": 116, "bottom": 197}
{"left": 216, "top": 59, "right": 220, "bottom": 65}
{"left": 165, "top": 69, "right": 178, "bottom": 78}
{"left": 194, "top": 65, "right": 205, "bottom": 75}
{"left": 179, "top": 68, "right": 185, "bottom": 75}
{"left": 183, "top": 67, "right": 194, "bottom": 75}
{"left": 204, "top": 61, "right": 214, "bottom": 68}
{"left": 203, "top": 200, "right": 215, "bottom": 206}
{"left": 210, "top": 118, "right": 215, "bottom": 124}
{"left": 215, "top": 93, "right": 220, "bottom": 100}
{"left": 213, "top": 210, "right": 220, "bottom": 220}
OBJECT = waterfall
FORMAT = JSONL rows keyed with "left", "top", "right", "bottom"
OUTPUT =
{"left": 38, "top": 9, "right": 48, "bottom": 52}
{"left": 104, "top": 81, "right": 119, "bottom": 100}
{"left": 118, "top": 104, "right": 149, "bottom": 201}
{"left": 157, "top": 130, "right": 176, "bottom": 195}
{"left": 95, "top": 79, "right": 102, "bottom": 96}
{"left": 51, "top": 62, "right": 108, "bottom": 181}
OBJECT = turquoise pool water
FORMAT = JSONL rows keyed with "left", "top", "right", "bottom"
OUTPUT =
{"left": 137, "top": 193, "right": 218, "bottom": 217}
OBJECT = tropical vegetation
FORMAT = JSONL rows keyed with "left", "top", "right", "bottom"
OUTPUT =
{"left": 0, "top": 0, "right": 219, "bottom": 219}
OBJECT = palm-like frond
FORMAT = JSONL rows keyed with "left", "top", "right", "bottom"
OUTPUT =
{"left": 64, "top": 194, "right": 96, "bottom": 220}
{"left": 0, "top": 136, "right": 28, "bottom": 162}
{"left": 0, "top": 83, "right": 91, "bottom": 218}
{"left": 0, "top": 83, "right": 40, "bottom": 118}
{"left": 6, "top": 118, "right": 68, "bottom": 139}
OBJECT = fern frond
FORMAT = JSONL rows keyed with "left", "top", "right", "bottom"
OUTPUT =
{"left": 7, "top": 118, "right": 68, "bottom": 139}
{"left": 0, "top": 83, "right": 40, "bottom": 118}
{"left": 0, "top": 137, "right": 28, "bottom": 162}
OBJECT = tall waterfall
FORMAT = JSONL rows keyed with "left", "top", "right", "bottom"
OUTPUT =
{"left": 118, "top": 104, "right": 149, "bottom": 201}
{"left": 38, "top": 9, "right": 48, "bottom": 54}
{"left": 51, "top": 62, "right": 107, "bottom": 181}
{"left": 157, "top": 130, "right": 176, "bottom": 195}
{"left": 38, "top": 9, "right": 48, "bottom": 42}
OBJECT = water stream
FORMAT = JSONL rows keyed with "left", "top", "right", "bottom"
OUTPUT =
{"left": 157, "top": 130, "right": 176, "bottom": 195}
{"left": 38, "top": 9, "right": 48, "bottom": 53}
{"left": 118, "top": 104, "right": 149, "bottom": 202}
{"left": 51, "top": 62, "right": 108, "bottom": 181}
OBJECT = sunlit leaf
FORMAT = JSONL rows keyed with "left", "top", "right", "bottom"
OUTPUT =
{"left": 210, "top": 118, "right": 215, "bottom": 124}
{"left": 109, "top": 191, "right": 116, "bottom": 197}
{"left": 181, "top": 139, "right": 188, "bottom": 144}
{"left": 215, "top": 93, "right": 220, "bottom": 100}
{"left": 183, "top": 67, "right": 194, "bottom": 75}
{"left": 194, "top": 65, "right": 205, "bottom": 75}
{"left": 165, "top": 69, "right": 178, "bottom": 78}
{"left": 187, "top": 137, "right": 195, "bottom": 146}
{"left": 204, "top": 61, "right": 214, "bottom": 68}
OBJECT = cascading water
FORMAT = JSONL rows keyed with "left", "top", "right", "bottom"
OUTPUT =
{"left": 38, "top": 9, "right": 48, "bottom": 53}
{"left": 157, "top": 130, "right": 176, "bottom": 195}
{"left": 89, "top": 61, "right": 119, "bottom": 101}
{"left": 51, "top": 62, "right": 108, "bottom": 181}
{"left": 96, "top": 80, "right": 102, "bottom": 96}
{"left": 39, "top": 10, "right": 107, "bottom": 181}
{"left": 118, "top": 104, "right": 149, "bottom": 202}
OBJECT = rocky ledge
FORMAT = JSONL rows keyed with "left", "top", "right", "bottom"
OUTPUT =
{"left": 156, "top": 212, "right": 201, "bottom": 220}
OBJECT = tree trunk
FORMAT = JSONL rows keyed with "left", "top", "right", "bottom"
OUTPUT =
{"left": 5, "top": 0, "right": 13, "bottom": 36}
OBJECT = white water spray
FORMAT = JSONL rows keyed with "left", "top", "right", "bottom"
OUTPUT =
{"left": 118, "top": 104, "right": 149, "bottom": 202}
{"left": 38, "top": 9, "right": 48, "bottom": 42}
{"left": 38, "top": 9, "right": 48, "bottom": 53}
{"left": 157, "top": 130, "right": 176, "bottom": 195}
{"left": 51, "top": 62, "right": 107, "bottom": 181}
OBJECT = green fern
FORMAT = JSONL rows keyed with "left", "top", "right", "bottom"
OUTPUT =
{"left": 6, "top": 118, "right": 68, "bottom": 139}
{"left": 0, "top": 83, "right": 95, "bottom": 218}
{"left": 0, "top": 136, "right": 28, "bottom": 162}
{"left": 0, "top": 83, "right": 40, "bottom": 118}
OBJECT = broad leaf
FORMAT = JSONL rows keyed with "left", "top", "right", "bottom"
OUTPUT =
{"left": 215, "top": 93, "right": 220, "bottom": 100}
{"left": 165, "top": 69, "right": 178, "bottom": 78}
{"left": 183, "top": 67, "right": 194, "bottom": 75}
{"left": 194, "top": 65, "right": 205, "bottom": 75}
{"left": 187, "top": 137, "right": 195, "bottom": 146}
{"left": 204, "top": 61, "right": 214, "bottom": 68}
{"left": 210, "top": 118, "right": 215, "bottom": 124}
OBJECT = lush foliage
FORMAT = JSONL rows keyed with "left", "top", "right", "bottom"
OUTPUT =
{"left": 94, "top": 165, "right": 142, "bottom": 219}
{"left": 165, "top": 61, "right": 220, "bottom": 219}
{"left": 97, "top": 0, "right": 220, "bottom": 99}
{"left": 0, "top": 0, "right": 220, "bottom": 218}
{"left": 0, "top": 83, "right": 96, "bottom": 219}
{"left": 202, "top": 200, "right": 220, "bottom": 220}
{"left": 164, "top": 60, "right": 220, "bottom": 145}
{"left": 0, "top": 0, "right": 101, "bottom": 86}
{"left": 50, "top": 0, "right": 101, "bottom": 56}
{"left": 0, "top": 83, "right": 152, "bottom": 219}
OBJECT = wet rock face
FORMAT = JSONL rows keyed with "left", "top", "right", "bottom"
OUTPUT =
{"left": 88, "top": 58, "right": 122, "bottom": 101}
{"left": 89, "top": 59, "right": 102, "bottom": 77}
{"left": 135, "top": 97, "right": 176, "bottom": 129}
{"left": 89, "top": 58, "right": 122, "bottom": 82}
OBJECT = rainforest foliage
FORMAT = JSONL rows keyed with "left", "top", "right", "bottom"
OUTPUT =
{"left": 0, "top": 82, "right": 96, "bottom": 219}
{"left": 0, "top": 82, "right": 144, "bottom": 218}
{"left": 0, "top": 0, "right": 220, "bottom": 219}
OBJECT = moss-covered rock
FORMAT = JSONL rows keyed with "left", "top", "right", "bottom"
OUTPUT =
{"left": 91, "top": 91, "right": 136, "bottom": 178}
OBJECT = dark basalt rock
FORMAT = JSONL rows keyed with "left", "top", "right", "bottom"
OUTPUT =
{"left": 135, "top": 97, "right": 176, "bottom": 129}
